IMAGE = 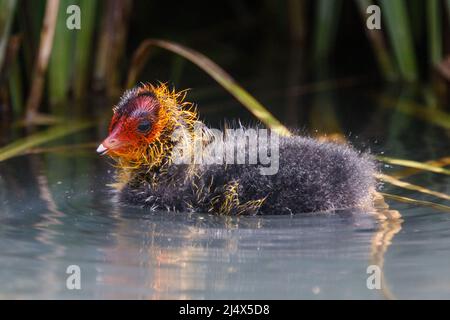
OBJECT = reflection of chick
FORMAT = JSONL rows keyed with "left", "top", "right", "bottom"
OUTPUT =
{"left": 97, "top": 83, "right": 377, "bottom": 214}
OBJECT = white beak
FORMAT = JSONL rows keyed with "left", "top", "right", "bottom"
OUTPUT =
{"left": 96, "top": 144, "right": 108, "bottom": 155}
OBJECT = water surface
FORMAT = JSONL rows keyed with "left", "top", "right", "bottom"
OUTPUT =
{"left": 0, "top": 85, "right": 449, "bottom": 299}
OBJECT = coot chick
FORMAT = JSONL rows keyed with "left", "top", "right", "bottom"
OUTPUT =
{"left": 97, "top": 83, "right": 377, "bottom": 215}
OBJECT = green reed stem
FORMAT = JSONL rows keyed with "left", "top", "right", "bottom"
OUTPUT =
{"left": 0, "top": 0, "right": 17, "bottom": 72}
{"left": 74, "top": 0, "right": 98, "bottom": 99}
{"left": 8, "top": 60, "right": 23, "bottom": 116}
{"left": 380, "top": 0, "right": 418, "bottom": 82}
{"left": 48, "top": 0, "right": 73, "bottom": 106}
{"left": 355, "top": 0, "right": 397, "bottom": 81}
{"left": 312, "top": 0, "right": 342, "bottom": 64}
{"left": 0, "top": 121, "right": 92, "bottom": 162}
{"left": 427, "top": 0, "right": 442, "bottom": 66}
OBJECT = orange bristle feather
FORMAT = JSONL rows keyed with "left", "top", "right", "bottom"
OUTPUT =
{"left": 105, "top": 83, "right": 198, "bottom": 184}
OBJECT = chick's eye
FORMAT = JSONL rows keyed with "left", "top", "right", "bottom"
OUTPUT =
{"left": 137, "top": 119, "right": 151, "bottom": 133}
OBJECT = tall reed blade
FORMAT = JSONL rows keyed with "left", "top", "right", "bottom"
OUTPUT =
{"left": 8, "top": 58, "right": 23, "bottom": 116}
{"left": 312, "top": 0, "right": 342, "bottom": 64}
{"left": 2, "top": 35, "right": 22, "bottom": 115}
{"left": 380, "top": 0, "right": 418, "bottom": 81}
{"left": 73, "top": 0, "right": 98, "bottom": 99}
{"left": 17, "top": 0, "right": 45, "bottom": 75}
{"left": 48, "top": 0, "right": 73, "bottom": 106}
{"left": 354, "top": 0, "right": 397, "bottom": 80}
{"left": 94, "top": 0, "right": 133, "bottom": 95}
{"left": 427, "top": 0, "right": 442, "bottom": 66}
{"left": 25, "top": 0, "right": 60, "bottom": 123}
{"left": 0, "top": 0, "right": 17, "bottom": 73}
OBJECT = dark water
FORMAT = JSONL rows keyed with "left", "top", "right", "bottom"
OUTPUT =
{"left": 0, "top": 85, "right": 449, "bottom": 299}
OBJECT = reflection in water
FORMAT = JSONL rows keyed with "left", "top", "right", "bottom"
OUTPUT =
{"left": 371, "top": 193, "right": 403, "bottom": 300}
{"left": 371, "top": 216, "right": 403, "bottom": 300}
{"left": 32, "top": 155, "right": 67, "bottom": 299}
{"left": 98, "top": 206, "right": 378, "bottom": 299}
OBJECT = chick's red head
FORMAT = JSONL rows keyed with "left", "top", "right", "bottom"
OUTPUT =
{"left": 97, "top": 83, "right": 196, "bottom": 167}
{"left": 98, "top": 85, "right": 167, "bottom": 163}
